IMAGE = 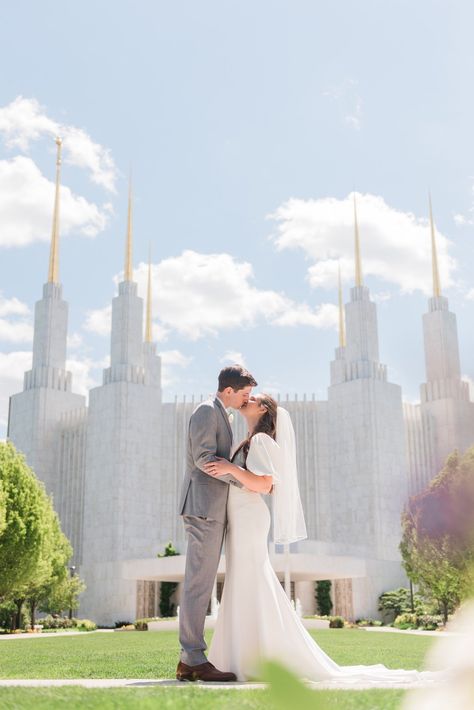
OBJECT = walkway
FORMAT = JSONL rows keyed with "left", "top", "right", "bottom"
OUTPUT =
{"left": 0, "top": 677, "right": 444, "bottom": 690}
{"left": 0, "top": 630, "right": 114, "bottom": 640}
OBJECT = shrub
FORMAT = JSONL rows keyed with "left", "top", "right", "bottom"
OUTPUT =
{"left": 378, "top": 587, "right": 429, "bottom": 617}
{"left": 75, "top": 619, "right": 96, "bottom": 631}
{"left": 394, "top": 613, "right": 418, "bottom": 629}
{"left": 356, "top": 618, "right": 382, "bottom": 627}
{"left": 135, "top": 618, "right": 149, "bottom": 631}
{"left": 114, "top": 620, "right": 132, "bottom": 628}
{"left": 40, "top": 615, "right": 74, "bottom": 629}
{"left": 134, "top": 616, "right": 177, "bottom": 630}
{"left": 328, "top": 616, "right": 345, "bottom": 628}
{"left": 393, "top": 612, "right": 443, "bottom": 630}
{"left": 418, "top": 614, "right": 443, "bottom": 630}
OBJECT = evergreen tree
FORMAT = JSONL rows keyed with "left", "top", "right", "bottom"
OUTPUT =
{"left": 158, "top": 542, "right": 179, "bottom": 617}
{"left": 316, "top": 580, "right": 333, "bottom": 616}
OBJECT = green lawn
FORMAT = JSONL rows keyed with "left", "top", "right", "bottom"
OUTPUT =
{"left": 0, "top": 629, "right": 433, "bottom": 679}
{"left": 0, "top": 629, "right": 434, "bottom": 709}
{"left": 0, "top": 686, "right": 406, "bottom": 710}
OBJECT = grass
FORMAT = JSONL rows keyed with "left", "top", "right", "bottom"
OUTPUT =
{"left": 0, "top": 629, "right": 434, "bottom": 709}
{"left": 0, "top": 629, "right": 434, "bottom": 679}
{"left": 0, "top": 686, "right": 406, "bottom": 710}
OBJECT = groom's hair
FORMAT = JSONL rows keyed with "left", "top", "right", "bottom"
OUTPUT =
{"left": 218, "top": 365, "right": 257, "bottom": 392}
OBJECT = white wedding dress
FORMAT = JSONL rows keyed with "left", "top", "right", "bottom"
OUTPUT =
{"left": 208, "top": 433, "right": 442, "bottom": 688}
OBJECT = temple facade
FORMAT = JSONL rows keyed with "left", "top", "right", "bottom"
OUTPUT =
{"left": 7, "top": 144, "right": 474, "bottom": 625}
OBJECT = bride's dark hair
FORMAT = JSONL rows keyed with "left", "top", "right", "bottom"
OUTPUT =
{"left": 235, "top": 393, "right": 278, "bottom": 463}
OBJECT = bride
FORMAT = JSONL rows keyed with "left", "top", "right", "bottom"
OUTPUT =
{"left": 203, "top": 394, "right": 440, "bottom": 687}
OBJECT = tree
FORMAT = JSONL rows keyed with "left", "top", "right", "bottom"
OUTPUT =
{"left": 157, "top": 542, "right": 179, "bottom": 617}
{"left": 0, "top": 441, "right": 78, "bottom": 630}
{"left": 378, "top": 587, "right": 424, "bottom": 618}
{"left": 40, "top": 572, "right": 85, "bottom": 618}
{"left": 22, "top": 511, "right": 73, "bottom": 627}
{"left": 400, "top": 449, "right": 474, "bottom": 623}
{"left": 0, "top": 477, "right": 6, "bottom": 537}
{"left": 315, "top": 580, "right": 333, "bottom": 616}
{"left": 0, "top": 443, "right": 49, "bottom": 601}
{"left": 0, "top": 599, "right": 16, "bottom": 631}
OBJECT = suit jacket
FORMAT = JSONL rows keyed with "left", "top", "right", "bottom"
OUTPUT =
{"left": 179, "top": 397, "right": 241, "bottom": 524}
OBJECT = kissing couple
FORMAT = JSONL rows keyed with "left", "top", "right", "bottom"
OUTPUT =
{"left": 176, "top": 365, "right": 440, "bottom": 687}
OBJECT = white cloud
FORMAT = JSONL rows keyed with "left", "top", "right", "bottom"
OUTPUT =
{"left": 135, "top": 251, "right": 337, "bottom": 340}
{"left": 454, "top": 181, "right": 474, "bottom": 226}
{"left": 0, "top": 156, "right": 109, "bottom": 248}
{"left": 0, "top": 350, "right": 31, "bottom": 431}
{"left": 152, "top": 323, "right": 170, "bottom": 342}
{"left": 160, "top": 349, "right": 193, "bottom": 368}
{"left": 454, "top": 213, "right": 474, "bottom": 227}
{"left": 271, "top": 302, "right": 338, "bottom": 328}
{"left": 67, "top": 332, "right": 84, "bottom": 350}
{"left": 84, "top": 251, "right": 340, "bottom": 342}
{"left": 372, "top": 291, "right": 392, "bottom": 303}
{"left": 0, "top": 96, "right": 117, "bottom": 192}
{"left": 159, "top": 349, "right": 193, "bottom": 388}
{"left": 323, "top": 79, "right": 363, "bottom": 131}
{"left": 0, "top": 319, "right": 33, "bottom": 344}
{"left": 0, "top": 293, "right": 33, "bottom": 344}
{"left": 83, "top": 304, "right": 112, "bottom": 336}
{"left": 0, "top": 97, "right": 115, "bottom": 249}
{"left": 345, "top": 97, "right": 363, "bottom": 131}
{"left": 66, "top": 357, "right": 103, "bottom": 399}
{"left": 140, "top": 251, "right": 287, "bottom": 340}
{"left": 268, "top": 192, "right": 456, "bottom": 295}
{"left": 0, "top": 294, "right": 29, "bottom": 317}
{"left": 221, "top": 351, "right": 247, "bottom": 367}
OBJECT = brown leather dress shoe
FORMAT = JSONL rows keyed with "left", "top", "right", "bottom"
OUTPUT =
{"left": 176, "top": 660, "right": 237, "bottom": 682}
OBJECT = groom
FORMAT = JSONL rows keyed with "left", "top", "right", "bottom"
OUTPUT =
{"left": 176, "top": 364, "right": 257, "bottom": 682}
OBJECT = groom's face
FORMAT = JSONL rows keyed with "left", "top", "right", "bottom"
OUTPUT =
{"left": 227, "top": 385, "right": 252, "bottom": 410}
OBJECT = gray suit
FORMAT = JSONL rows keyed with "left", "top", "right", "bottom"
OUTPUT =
{"left": 178, "top": 396, "right": 241, "bottom": 666}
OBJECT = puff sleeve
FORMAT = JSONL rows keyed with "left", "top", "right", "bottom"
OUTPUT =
{"left": 246, "top": 433, "right": 280, "bottom": 480}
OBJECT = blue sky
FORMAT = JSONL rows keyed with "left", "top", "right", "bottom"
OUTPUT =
{"left": 1, "top": 0, "right": 474, "bottom": 437}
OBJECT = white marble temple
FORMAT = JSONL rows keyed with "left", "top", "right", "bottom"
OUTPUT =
{"left": 7, "top": 202, "right": 474, "bottom": 624}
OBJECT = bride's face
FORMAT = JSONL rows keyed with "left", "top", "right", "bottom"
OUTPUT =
{"left": 241, "top": 395, "right": 267, "bottom": 420}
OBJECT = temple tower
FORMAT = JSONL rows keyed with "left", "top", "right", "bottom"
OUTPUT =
{"left": 8, "top": 138, "right": 86, "bottom": 505}
{"left": 326, "top": 194, "right": 408, "bottom": 618}
{"left": 418, "top": 196, "right": 474, "bottom": 479}
{"left": 80, "top": 182, "right": 162, "bottom": 625}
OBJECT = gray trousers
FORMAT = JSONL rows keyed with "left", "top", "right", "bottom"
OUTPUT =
{"left": 179, "top": 515, "right": 225, "bottom": 666}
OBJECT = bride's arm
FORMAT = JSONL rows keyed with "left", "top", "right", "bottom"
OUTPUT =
{"left": 203, "top": 459, "right": 273, "bottom": 494}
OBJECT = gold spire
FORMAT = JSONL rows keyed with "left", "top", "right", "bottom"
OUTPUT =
{"left": 338, "top": 263, "right": 346, "bottom": 347}
{"left": 353, "top": 192, "right": 363, "bottom": 287}
{"left": 429, "top": 192, "right": 442, "bottom": 298}
{"left": 145, "top": 246, "right": 153, "bottom": 343}
{"left": 47, "top": 137, "right": 62, "bottom": 283}
{"left": 124, "top": 176, "right": 133, "bottom": 281}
